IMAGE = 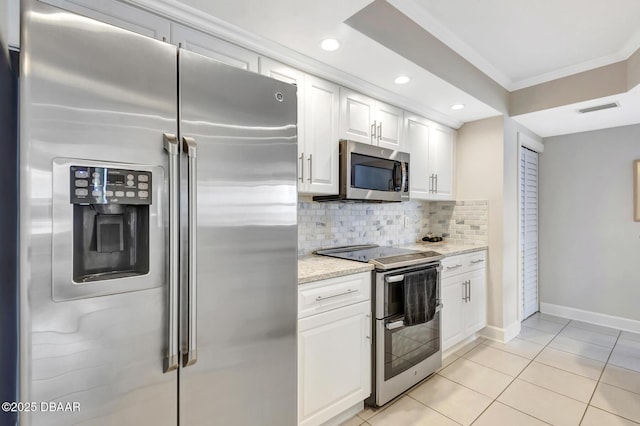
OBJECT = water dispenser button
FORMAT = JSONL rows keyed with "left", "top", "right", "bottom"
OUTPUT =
{"left": 75, "top": 170, "right": 89, "bottom": 178}
{"left": 125, "top": 191, "right": 135, "bottom": 198}
{"left": 75, "top": 188, "right": 88, "bottom": 196}
{"left": 115, "top": 191, "right": 125, "bottom": 197}
{"left": 127, "top": 180, "right": 135, "bottom": 187}
{"left": 127, "top": 174, "right": 134, "bottom": 180}
{"left": 92, "top": 190, "right": 103, "bottom": 197}
{"left": 138, "top": 175, "right": 149, "bottom": 182}
{"left": 105, "top": 190, "right": 114, "bottom": 197}
{"left": 138, "top": 191, "right": 149, "bottom": 198}
{"left": 75, "top": 179, "right": 88, "bottom": 187}
{"left": 138, "top": 183, "right": 148, "bottom": 190}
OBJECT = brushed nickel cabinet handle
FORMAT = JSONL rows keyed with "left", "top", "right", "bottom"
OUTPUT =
{"left": 299, "top": 152, "right": 304, "bottom": 182}
{"left": 307, "top": 154, "right": 312, "bottom": 183}
{"left": 315, "top": 288, "right": 358, "bottom": 301}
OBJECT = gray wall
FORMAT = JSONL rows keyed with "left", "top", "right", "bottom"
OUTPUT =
{"left": 540, "top": 124, "right": 640, "bottom": 321}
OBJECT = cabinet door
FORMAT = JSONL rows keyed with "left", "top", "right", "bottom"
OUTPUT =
{"left": 40, "top": 0, "right": 171, "bottom": 40}
{"left": 375, "top": 101, "right": 404, "bottom": 151}
{"left": 171, "top": 23, "right": 258, "bottom": 71}
{"left": 298, "top": 301, "right": 371, "bottom": 426}
{"left": 304, "top": 75, "right": 340, "bottom": 195}
{"left": 405, "top": 115, "right": 432, "bottom": 200}
{"left": 339, "top": 88, "right": 375, "bottom": 144}
{"left": 259, "top": 58, "right": 307, "bottom": 187}
{"left": 430, "top": 125, "right": 455, "bottom": 200}
{"left": 441, "top": 275, "right": 466, "bottom": 350}
{"left": 464, "top": 270, "right": 486, "bottom": 335}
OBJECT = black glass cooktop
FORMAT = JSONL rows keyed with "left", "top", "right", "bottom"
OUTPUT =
{"left": 315, "top": 244, "right": 443, "bottom": 270}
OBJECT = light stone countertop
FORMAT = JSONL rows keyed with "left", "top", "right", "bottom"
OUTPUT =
{"left": 298, "top": 243, "right": 487, "bottom": 284}
{"left": 298, "top": 255, "right": 375, "bottom": 285}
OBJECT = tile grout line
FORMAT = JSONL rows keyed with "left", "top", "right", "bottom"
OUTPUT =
{"left": 358, "top": 317, "right": 638, "bottom": 425}
{"left": 578, "top": 329, "right": 623, "bottom": 425}
{"left": 468, "top": 315, "right": 574, "bottom": 425}
{"left": 447, "top": 315, "right": 566, "bottom": 424}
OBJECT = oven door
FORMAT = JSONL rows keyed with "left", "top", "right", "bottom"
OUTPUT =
{"left": 372, "top": 263, "right": 442, "bottom": 405}
{"left": 380, "top": 311, "right": 441, "bottom": 382}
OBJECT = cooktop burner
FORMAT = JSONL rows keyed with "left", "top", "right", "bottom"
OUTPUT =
{"left": 315, "top": 244, "right": 443, "bottom": 270}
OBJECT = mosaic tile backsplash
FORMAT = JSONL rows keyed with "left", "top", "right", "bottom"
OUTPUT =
{"left": 298, "top": 197, "right": 488, "bottom": 256}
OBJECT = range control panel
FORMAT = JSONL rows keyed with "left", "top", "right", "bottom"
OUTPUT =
{"left": 70, "top": 166, "right": 152, "bottom": 205}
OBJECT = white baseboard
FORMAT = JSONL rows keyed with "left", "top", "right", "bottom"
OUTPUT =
{"left": 541, "top": 303, "right": 640, "bottom": 334}
{"left": 480, "top": 322, "right": 521, "bottom": 343}
{"left": 320, "top": 401, "right": 363, "bottom": 426}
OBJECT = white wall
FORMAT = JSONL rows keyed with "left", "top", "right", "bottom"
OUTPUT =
{"left": 457, "top": 115, "right": 542, "bottom": 340}
{"left": 540, "top": 124, "right": 640, "bottom": 321}
{"left": 457, "top": 116, "right": 506, "bottom": 328}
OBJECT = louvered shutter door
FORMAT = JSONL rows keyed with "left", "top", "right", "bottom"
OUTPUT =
{"left": 521, "top": 148, "right": 539, "bottom": 319}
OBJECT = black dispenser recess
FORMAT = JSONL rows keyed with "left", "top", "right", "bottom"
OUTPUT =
{"left": 70, "top": 165, "right": 152, "bottom": 283}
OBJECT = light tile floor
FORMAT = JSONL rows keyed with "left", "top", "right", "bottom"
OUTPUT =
{"left": 343, "top": 313, "right": 640, "bottom": 426}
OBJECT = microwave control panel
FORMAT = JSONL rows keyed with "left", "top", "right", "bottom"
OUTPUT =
{"left": 69, "top": 166, "right": 152, "bottom": 205}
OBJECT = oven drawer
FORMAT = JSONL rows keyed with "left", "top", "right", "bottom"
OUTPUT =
{"left": 298, "top": 272, "right": 371, "bottom": 319}
{"left": 441, "top": 250, "right": 487, "bottom": 278}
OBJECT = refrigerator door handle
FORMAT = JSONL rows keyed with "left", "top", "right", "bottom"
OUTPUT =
{"left": 163, "top": 133, "right": 180, "bottom": 373}
{"left": 182, "top": 136, "right": 198, "bottom": 368}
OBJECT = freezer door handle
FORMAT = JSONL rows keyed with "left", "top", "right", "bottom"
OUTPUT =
{"left": 163, "top": 133, "right": 180, "bottom": 373}
{"left": 182, "top": 136, "right": 198, "bottom": 368}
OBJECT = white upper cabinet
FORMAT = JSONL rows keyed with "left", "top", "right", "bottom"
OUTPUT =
{"left": 405, "top": 113, "right": 456, "bottom": 201}
{"left": 339, "top": 89, "right": 404, "bottom": 150}
{"left": 39, "top": 0, "right": 171, "bottom": 41}
{"left": 405, "top": 115, "right": 432, "bottom": 199}
{"left": 429, "top": 124, "right": 455, "bottom": 200}
{"left": 375, "top": 101, "right": 404, "bottom": 151}
{"left": 260, "top": 59, "right": 338, "bottom": 195}
{"left": 340, "top": 89, "right": 375, "bottom": 144}
{"left": 171, "top": 23, "right": 259, "bottom": 72}
{"left": 303, "top": 75, "right": 340, "bottom": 195}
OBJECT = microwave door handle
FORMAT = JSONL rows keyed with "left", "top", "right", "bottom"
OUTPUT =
{"left": 163, "top": 133, "right": 180, "bottom": 373}
{"left": 182, "top": 136, "right": 198, "bottom": 368}
{"left": 401, "top": 162, "right": 407, "bottom": 193}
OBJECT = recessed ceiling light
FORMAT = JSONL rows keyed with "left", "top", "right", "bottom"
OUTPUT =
{"left": 320, "top": 38, "right": 340, "bottom": 51}
{"left": 450, "top": 104, "right": 465, "bottom": 110}
{"left": 394, "top": 75, "right": 411, "bottom": 85}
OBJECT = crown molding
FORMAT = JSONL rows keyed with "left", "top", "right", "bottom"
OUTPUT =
{"left": 124, "top": 0, "right": 463, "bottom": 128}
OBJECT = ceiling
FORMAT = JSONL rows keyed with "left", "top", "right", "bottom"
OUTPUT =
{"left": 176, "top": 0, "right": 640, "bottom": 137}
{"left": 392, "top": 0, "right": 640, "bottom": 90}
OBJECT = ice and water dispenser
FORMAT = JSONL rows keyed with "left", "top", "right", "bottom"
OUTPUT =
{"left": 70, "top": 165, "right": 152, "bottom": 282}
{"left": 52, "top": 159, "right": 164, "bottom": 301}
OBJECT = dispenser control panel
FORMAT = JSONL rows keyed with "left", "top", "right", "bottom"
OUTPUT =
{"left": 70, "top": 166, "right": 152, "bottom": 205}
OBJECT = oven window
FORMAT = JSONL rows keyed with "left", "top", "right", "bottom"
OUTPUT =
{"left": 384, "top": 313, "right": 440, "bottom": 381}
{"left": 351, "top": 153, "right": 402, "bottom": 192}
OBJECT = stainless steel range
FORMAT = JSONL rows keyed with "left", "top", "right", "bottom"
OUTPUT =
{"left": 315, "top": 245, "right": 443, "bottom": 406}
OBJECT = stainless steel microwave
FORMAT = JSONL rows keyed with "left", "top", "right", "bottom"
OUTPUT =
{"left": 313, "top": 140, "right": 410, "bottom": 202}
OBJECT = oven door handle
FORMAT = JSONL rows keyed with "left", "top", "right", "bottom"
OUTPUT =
{"left": 385, "top": 275, "right": 404, "bottom": 283}
{"left": 385, "top": 319, "right": 405, "bottom": 330}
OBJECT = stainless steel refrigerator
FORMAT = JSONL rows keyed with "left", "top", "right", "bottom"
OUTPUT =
{"left": 18, "top": 2, "right": 297, "bottom": 425}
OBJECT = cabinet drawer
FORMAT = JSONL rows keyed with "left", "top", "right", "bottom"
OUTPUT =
{"left": 441, "top": 250, "right": 487, "bottom": 278}
{"left": 298, "top": 272, "right": 371, "bottom": 319}
{"left": 466, "top": 251, "right": 487, "bottom": 272}
{"left": 441, "top": 255, "right": 466, "bottom": 278}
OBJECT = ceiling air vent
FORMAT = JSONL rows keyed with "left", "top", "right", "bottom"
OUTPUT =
{"left": 578, "top": 102, "right": 619, "bottom": 114}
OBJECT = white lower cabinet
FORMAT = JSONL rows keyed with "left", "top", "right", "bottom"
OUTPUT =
{"left": 441, "top": 251, "right": 487, "bottom": 350}
{"left": 298, "top": 273, "right": 371, "bottom": 426}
